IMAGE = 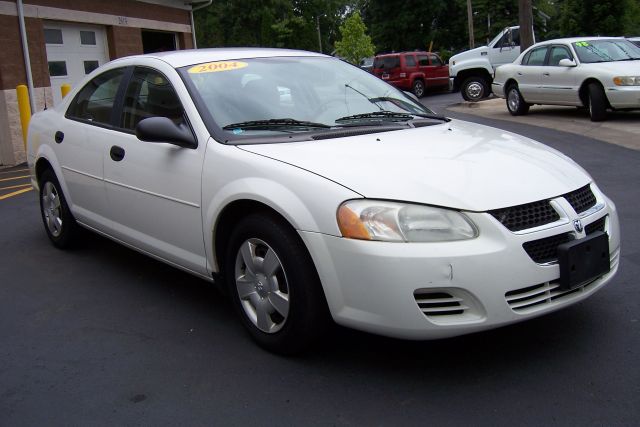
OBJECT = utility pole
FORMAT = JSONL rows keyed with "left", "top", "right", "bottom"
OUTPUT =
{"left": 316, "top": 15, "right": 322, "bottom": 53}
{"left": 466, "top": 0, "right": 475, "bottom": 49}
{"left": 519, "top": 0, "right": 534, "bottom": 50}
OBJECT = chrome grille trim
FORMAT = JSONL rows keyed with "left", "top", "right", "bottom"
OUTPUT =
{"left": 506, "top": 249, "right": 619, "bottom": 313}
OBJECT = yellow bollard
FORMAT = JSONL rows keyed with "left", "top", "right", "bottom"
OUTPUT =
{"left": 61, "top": 83, "right": 71, "bottom": 99}
{"left": 16, "top": 84, "right": 31, "bottom": 150}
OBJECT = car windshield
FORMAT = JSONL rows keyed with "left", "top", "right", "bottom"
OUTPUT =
{"left": 180, "top": 56, "right": 436, "bottom": 139}
{"left": 572, "top": 39, "right": 640, "bottom": 63}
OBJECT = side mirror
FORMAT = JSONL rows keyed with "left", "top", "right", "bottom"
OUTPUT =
{"left": 559, "top": 58, "right": 577, "bottom": 67}
{"left": 135, "top": 117, "right": 197, "bottom": 149}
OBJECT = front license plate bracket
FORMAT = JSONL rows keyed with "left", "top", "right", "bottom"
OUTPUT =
{"left": 558, "top": 231, "right": 610, "bottom": 290}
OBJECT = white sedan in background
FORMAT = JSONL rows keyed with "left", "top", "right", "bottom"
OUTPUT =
{"left": 492, "top": 37, "right": 640, "bottom": 121}
{"left": 27, "top": 48, "right": 620, "bottom": 354}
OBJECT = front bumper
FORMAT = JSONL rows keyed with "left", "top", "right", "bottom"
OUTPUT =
{"left": 300, "top": 193, "right": 620, "bottom": 340}
{"left": 491, "top": 82, "right": 505, "bottom": 98}
{"left": 605, "top": 86, "right": 640, "bottom": 109}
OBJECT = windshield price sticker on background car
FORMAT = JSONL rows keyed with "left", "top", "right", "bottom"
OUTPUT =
{"left": 188, "top": 61, "right": 248, "bottom": 74}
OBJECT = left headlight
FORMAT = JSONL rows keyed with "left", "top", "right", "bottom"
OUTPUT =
{"left": 613, "top": 76, "right": 640, "bottom": 86}
{"left": 337, "top": 200, "right": 478, "bottom": 242}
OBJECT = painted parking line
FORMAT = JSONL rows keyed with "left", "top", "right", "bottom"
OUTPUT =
{"left": 0, "top": 175, "right": 30, "bottom": 182}
{"left": 0, "top": 183, "right": 32, "bottom": 191}
{"left": 0, "top": 187, "right": 33, "bottom": 200}
{"left": 0, "top": 168, "right": 29, "bottom": 175}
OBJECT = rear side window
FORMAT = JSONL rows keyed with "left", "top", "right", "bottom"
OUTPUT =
{"left": 374, "top": 56, "right": 400, "bottom": 69}
{"left": 404, "top": 55, "right": 416, "bottom": 67}
{"left": 417, "top": 55, "right": 429, "bottom": 66}
{"left": 66, "top": 68, "right": 125, "bottom": 125}
{"left": 429, "top": 55, "right": 443, "bottom": 66}
{"left": 523, "top": 47, "right": 548, "bottom": 66}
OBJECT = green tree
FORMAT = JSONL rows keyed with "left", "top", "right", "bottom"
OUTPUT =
{"left": 334, "top": 12, "right": 376, "bottom": 63}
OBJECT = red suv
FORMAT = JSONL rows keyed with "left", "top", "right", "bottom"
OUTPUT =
{"left": 373, "top": 52, "right": 449, "bottom": 97}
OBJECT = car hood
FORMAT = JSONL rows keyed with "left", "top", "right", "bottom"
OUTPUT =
{"left": 581, "top": 60, "right": 640, "bottom": 74}
{"left": 451, "top": 46, "right": 488, "bottom": 62}
{"left": 238, "top": 120, "right": 591, "bottom": 212}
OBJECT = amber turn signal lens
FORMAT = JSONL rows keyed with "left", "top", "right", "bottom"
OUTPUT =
{"left": 337, "top": 205, "right": 371, "bottom": 240}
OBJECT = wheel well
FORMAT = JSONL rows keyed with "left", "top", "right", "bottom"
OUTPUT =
{"left": 504, "top": 78, "right": 518, "bottom": 91}
{"left": 579, "top": 78, "right": 607, "bottom": 107}
{"left": 35, "top": 158, "right": 53, "bottom": 184}
{"left": 456, "top": 68, "right": 493, "bottom": 85}
{"left": 213, "top": 199, "right": 294, "bottom": 274}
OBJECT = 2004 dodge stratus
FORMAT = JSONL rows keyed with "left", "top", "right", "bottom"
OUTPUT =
{"left": 27, "top": 49, "right": 620, "bottom": 354}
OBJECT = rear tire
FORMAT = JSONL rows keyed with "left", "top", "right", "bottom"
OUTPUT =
{"left": 587, "top": 83, "right": 607, "bottom": 122}
{"left": 225, "top": 213, "right": 329, "bottom": 355}
{"left": 461, "top": 76, "right": 488, "bottom": 102}
{"left": 38, "top": 168, "right": 78, "bottom": 249}
{"left": 506, "top": 84, "right": 530, "bottom": 116}
{"left": 412, "top": 79, "right": 425, "bottom": 98}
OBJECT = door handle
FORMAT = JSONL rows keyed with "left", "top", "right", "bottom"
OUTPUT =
{"left": 110, "top": 145, "right": 125, "bottom": 162}
{"left": 517, "top": 72, "right": 523, "bottom": 76}
{"left": 54, "top": 131, "right": 64, "bottom": 144}
{"left": 543, "top": 72, "right": 550, "bottom": 76}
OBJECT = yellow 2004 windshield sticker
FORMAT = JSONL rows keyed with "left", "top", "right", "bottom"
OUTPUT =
{"left": 188, "top": 61, "right": 248, "bottom": 74}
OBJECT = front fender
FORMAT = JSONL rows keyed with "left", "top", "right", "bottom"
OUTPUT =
{"left": 450, "top": 57, "right": 493, "bottom": 79}
{"left": 201, "top": 141, "right": 362, "bottom": 273}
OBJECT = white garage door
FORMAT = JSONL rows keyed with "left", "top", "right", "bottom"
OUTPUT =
{"left": 44, "top": 22, "right": 109, "bottom": 105}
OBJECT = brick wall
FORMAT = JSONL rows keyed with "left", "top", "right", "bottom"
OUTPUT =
{"left": 107, "top": 26, "right": 144, "bottom": 59}
{"left": 26, "top": 0, "right": 191, "bottom": 25}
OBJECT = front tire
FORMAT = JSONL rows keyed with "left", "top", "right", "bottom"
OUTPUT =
{"left": 225, "top": 213, "right": 329, "bottom": 355}
{"left": 461, "top": 76, "right": 488, "bottom": 102}
{"left": 587, "top": 83, "right": 607, "bottom": 122}
{"left": 506, "top": 84, "right": 530, "bottom": 116}
{"left": 38, "top": 168, "right": 78, "bottom": 248}
{"left": 412, "top": 79, "right": 425, "bottom": 98}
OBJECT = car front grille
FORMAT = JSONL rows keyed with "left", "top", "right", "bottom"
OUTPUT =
{"left": 505, "top": 280, "right": 597, "bottom": 312}
{"left": 522, "top": 233, "right": 572, "bottom": 264}
{"left": 414, "top": 291, "right": 467, "bottom": 317}
{"left": 522, "top": 215, "right": 608, "bottom": 264}
{"left": 563, "top": 184, "right": 597, "bottom": 214}
{"left": 489, "top": 200, "right": 560, "bottom": 232}
{"left": 505, "top": 248, "right": 618, "bottom": 313}
{"left": 585, "top": 215, "right": 606, "bottom": 234}
{"left": 490, "top": 185, "right": 597, "bottom": 232}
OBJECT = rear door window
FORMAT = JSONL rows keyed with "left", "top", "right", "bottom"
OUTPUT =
{"left": 404, "top": 55, "right": 416, "bottom": 67}
{"left": 523, "top": 47, "right": 548, "bottom": 66}
{"left": 66, "top": 68, "right": 125, "bottom": 125}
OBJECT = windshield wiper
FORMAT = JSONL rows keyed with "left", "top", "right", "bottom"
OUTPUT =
{"left": 335, "top": 110, "right": 449, "bottom": 124}
{"left": 409, "top": 112, "right": 451, "bottom": 122}
{"left": 223, "top": 118, "right": 331, "bottom": 131}
{"left": 335, "top": 111, "right": 414, "bottom": 123}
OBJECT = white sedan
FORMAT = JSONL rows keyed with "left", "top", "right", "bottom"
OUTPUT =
{"left": 492, "top": 37, "right": 640, "bottom": 121}
{"left": 27, "top": 49, "right": 620, "bottom": 354}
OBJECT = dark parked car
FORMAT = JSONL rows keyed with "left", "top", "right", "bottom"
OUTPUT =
{"left": 373, "top": 51, "right": 449, "bottom": 97}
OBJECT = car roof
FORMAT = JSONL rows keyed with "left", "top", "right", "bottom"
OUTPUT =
{"left": 114, "top": 48, "right": 327, "bottom": 69}
{"left": 375, "top": 51, "right": 435, "bottom": 58}
{"left": 531, "top": 36, "right": 628, "bottom": 46}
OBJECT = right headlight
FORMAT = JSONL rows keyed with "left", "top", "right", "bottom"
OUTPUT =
{"left": 613, "top": 76, "right": 640, "bottom": 86}
{"left": 337, "top": 200, "right": 478, "bottom": 243}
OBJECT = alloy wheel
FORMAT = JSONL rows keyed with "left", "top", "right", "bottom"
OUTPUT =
{"left": 42, "top": 181, "right": 63, "bottom": 237}
{"left": 234, "top": 238, "right": 290, "bottom": 333}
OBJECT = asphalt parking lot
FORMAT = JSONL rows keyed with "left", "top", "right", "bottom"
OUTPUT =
{"left": 1, "top": 93, "right": 639, "bottom": 425}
